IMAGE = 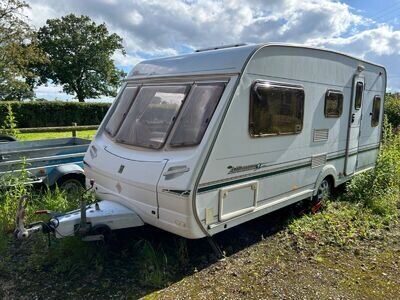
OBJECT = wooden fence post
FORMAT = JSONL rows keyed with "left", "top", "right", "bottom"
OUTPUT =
{"left": 72, "top": 122, "right": 77, "bottom": 137}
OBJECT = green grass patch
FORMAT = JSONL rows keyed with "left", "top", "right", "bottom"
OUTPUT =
{"left": 289, "top": 119, "right": 400, "bottom": 253}
{"left": 17, "top": 129, "right": 97, "bottom": 141}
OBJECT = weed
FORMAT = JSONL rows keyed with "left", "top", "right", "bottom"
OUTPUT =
{"left": 135, "top": 239, "right": 168, "bottom": 288}
{"left": 288, "top": 120, "right": 399, "bottom": 253}
{"left": 288, "top": 201, "right": 386, "bottom": 253}
{"left": 0, "top": 103, "right": 19, "bottom": 138}
{"left": 346, "top": 117, "right": 400, "bottom": 219}
{"left": 0, "top": 159, "right": 30, "bottom": 233}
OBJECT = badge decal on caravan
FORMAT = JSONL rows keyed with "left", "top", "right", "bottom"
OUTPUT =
{"left": 227, "top": 163, "right": 268, "bottom": 174}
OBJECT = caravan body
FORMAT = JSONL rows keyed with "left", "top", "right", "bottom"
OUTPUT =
{"left": 83, "top": 44, "right": 386, "bottom": 239}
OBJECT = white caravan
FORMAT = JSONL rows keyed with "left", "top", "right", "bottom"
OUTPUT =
{"left": 16, "top": 43, "right": 386, "bottom": 241}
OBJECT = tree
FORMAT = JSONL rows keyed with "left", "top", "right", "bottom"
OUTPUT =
{"left": 36, "top": 14, "right": 126, "bottom": 102}
{"left": 0, "top": 0, "right": 47, "bottom": 100}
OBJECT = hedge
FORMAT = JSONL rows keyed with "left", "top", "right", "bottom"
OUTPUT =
{"left": 0, "top": 101, "right": 111, "bottom": 128}
{"left": 385, "top": 93, "right": 400, "bottom": 129}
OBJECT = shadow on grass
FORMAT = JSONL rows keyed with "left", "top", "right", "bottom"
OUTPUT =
{"left": 2, "top": 197, "right": 321, "bottom": 299}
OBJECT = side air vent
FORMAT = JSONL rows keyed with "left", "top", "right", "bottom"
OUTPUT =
{"left": 311, "top": 153, "right": 327, "bottom": 168}
{"left": 313, "top": 129, "right": 329, "bottom": 142}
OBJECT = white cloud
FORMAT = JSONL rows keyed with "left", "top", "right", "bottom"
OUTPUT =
{"left": 309, "top": 25, "right": 400, "bottom": 57}
{"left": 112, "top": 52, "right": 143, "bottom": 68}
{"left": 22, "top": 0, "right": 400, "bottom": 98}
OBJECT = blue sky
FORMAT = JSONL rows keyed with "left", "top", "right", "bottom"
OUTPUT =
{"left": 23, "top": 0, "right": 400, "bottom": 101}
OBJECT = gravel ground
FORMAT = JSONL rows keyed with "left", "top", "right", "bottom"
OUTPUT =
{"left": 149, "top": 224, "right": 400, "bottom": 300}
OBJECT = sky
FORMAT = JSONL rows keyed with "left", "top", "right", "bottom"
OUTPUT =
{"left": 23, "top": 0, "right": 400, "bottom": 102}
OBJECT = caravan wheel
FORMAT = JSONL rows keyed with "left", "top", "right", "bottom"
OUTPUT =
{"left": 312, "top": 178, "right": 332, "bottom": 212}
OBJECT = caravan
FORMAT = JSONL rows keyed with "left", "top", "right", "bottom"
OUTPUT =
{"left": 16, "top": 43, "right": 386, "bottom": 241}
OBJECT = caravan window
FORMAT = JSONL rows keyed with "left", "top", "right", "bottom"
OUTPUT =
{"left": 170, "top": 83, "right": 225, "bottom": 147}
{"left": 249, "top": 81, "right": 304, "bottom": 137}
{"left": 371, "top": 95, "right": 381, "bottom": 127}
{"left": 324, "top": 90, "right": 343, "bottom": 118}
{"left": 354, "top": 81, "right": 363, "bottom": 110}
{"left": 115, "top": 85, "right": 189, "bottom": 149}
{"left": 105, "top": 86, "right": 139, "bottom": 137}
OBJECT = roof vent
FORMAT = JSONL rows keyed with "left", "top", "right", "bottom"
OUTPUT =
{"left": 195, "top": 43, "right": 247, "bottom": 53}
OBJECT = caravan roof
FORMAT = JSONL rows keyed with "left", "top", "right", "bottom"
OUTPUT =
{"left": 127, "top": 43, "right": 386, "bottom": 79}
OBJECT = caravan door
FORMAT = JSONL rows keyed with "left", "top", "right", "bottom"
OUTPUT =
{"left": 345, "top": 75, "right": 364, "bottom": 175}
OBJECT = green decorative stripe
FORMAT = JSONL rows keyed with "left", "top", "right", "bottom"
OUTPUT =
{"left": 358, "top": 145, "right": 380, "bottom": 154}
{"left": 198, "top": 145, "right": 380, "bottom": 193}
{"left": 327, "top": 153, "right": 346, "bottom": 161}
{"left": 198, "top": 162, "right": 311, "bottom": 193}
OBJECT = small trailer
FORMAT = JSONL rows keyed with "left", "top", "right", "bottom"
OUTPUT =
{"left": 1, "top": 137, "right": 90, "bottom": 192}
{"left": 16, "top": 43, "right": 386, "bottom": 243}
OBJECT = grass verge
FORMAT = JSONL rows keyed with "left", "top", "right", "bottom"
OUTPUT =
{"left": 17, "top": 129, "right": 97, "bottom": 140}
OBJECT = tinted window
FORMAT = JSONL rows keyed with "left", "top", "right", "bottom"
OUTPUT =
{"left": 249, "top": 82, "right": 304, "bottom": 136}
{"left": 115, "top": 85, "right": 188, "bottom": 149}
{"left": 325, "top": 90, "right": 343, "bottom": 118}
{"left": 371, "top": 96, "right": 381, "bottom": 127}
{"left": 105, "top": 86, "right": 138, "bottom": 137}
{"left": 170, "top": 83, "right": 225, "bottom": 147}
{"left": 355, "top": 81, "right": 363, "bottom": 110}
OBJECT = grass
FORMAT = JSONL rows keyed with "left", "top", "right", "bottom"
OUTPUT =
{"left": 17, "top": 129, "right": 97, "bottom": 141}
{"left": 288, "top": 119, "right": 400, "bottom": 256}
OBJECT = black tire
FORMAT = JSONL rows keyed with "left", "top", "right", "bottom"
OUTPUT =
{"left": 56, "top": 174, "right": 85, "bottom": 197}
{"left": 311, "top": 178, "right": 332, "bottom": 212}
{"left": 90, "top": 224, "right": 112, "bottom": 243}
{"left": 0, "top": 134, "right": 17, "bottom": 142}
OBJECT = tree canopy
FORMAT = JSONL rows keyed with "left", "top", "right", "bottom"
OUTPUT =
{"left": 36, "top": 14, "right": 126, "bottom": 102}
{"left": 0, "top": 0, "right": 47, "bottom": 100}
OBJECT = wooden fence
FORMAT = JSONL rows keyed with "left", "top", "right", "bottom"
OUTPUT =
{"left": 18, "top": 123, "right": 99, "bottom": 137}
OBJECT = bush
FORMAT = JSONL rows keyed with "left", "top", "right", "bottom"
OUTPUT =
{"left": 346, "top": 118, "right": 400, "bottom": 218}
{"left": 0, "top": 101, "right": 111, "bottom": 127}
{"left": 0, "top": 103, "right": 19, "bottom": 137}
{"left": 385, "top": 93, "right": 400, "bottom": 129}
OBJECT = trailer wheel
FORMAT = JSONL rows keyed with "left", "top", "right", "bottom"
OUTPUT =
{"left": 90, "top": 224, "right": 112, "bottom": 242}
{"left": 57, "top": 175, "right": 85, "bottom": 197}
{"left": 0, "top": 134, "right": 17, "bottom": 142}
{"left": 311, "top": 178, "right": 332, "bottom": 213}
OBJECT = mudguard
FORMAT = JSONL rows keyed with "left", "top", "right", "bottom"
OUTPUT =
{"left": 47, "top": 164, "right": 84, "bottom": 187}
{"left": 313, "top": 165, "right": 338, "bottom": 196}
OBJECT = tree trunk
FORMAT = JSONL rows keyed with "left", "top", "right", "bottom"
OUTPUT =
{"left": 77, "top": 92, "right": 85, "bottom": 102}
{"left": 76, "top": 80, "right": 85, "bottom": 102}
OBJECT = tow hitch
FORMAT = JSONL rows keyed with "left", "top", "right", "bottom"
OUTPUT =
{"left": 14, "top": 179, "right": 95, "bottom": 240}
{"left": 14, "top": 179, "right": 144, "bottom": 241}
{"left": 15, "top": 195, "right": 60, "bottom": 240}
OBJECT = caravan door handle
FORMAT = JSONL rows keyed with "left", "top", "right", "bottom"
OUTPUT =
{"left": 351, "top": 113, "right": 355, "bottom": 123}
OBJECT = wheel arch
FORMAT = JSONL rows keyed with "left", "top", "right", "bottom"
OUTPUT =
{"left": 313, "top": 165, "right": 338, "bottom": 196}
{"left": 47, "top": 164, "right": 85, "bottom": 187}
{"left": 0, "top": 134, "right": 17, "bottom": 142}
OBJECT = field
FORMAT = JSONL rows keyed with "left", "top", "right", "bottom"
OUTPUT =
{"left": 17, "top": 130, "right": 97, "bottom": 141}
{"left": 0, "top": 125, "right": 399, "bottom": 299}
